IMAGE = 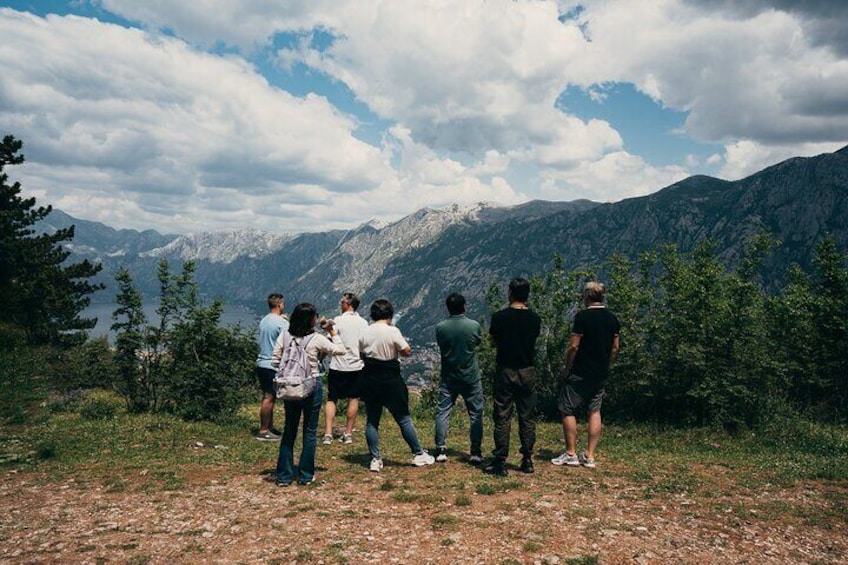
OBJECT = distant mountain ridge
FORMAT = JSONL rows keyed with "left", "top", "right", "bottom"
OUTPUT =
{"left": 48, "top": 146, "right": 848, "bottom": 343}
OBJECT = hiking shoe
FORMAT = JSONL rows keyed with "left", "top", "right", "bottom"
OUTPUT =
{"left": 468, "top": 454, "right": 483, "bottom": 465}
{"left": 579, "top": 452, "right": 596, "bottom": 468}
{"left": 482, "top": 459, "right": 508, "bottom": 477}
{"left": 520, "top": 456, "right": 535, "bottom": 474}
{"left": 435, "top": 446, "right": 448, "bottom": 462}
{"left": 256, "top": 430, "right": 282, "bottom": 442}
{"left": 275, "top": 479, "right": 292, "bottom": 487}
{"left": 322, "top": 434, "right": 333, "bottom": 445}
{"left": 298, "top": 476, "right": 316, "bottom": 485}
{"left": 412, "top": 451, "right": 435, "bottom": 466}
{"left": 342, "top": 433, "right": 353, "bottom": 444}
{"left": 369, "top": 458, "right": 384, "bottom": 472}
{"left": 551, "top": 451, "right": 580, "bottom": 466}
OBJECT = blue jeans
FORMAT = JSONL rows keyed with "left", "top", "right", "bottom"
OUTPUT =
{"left": 276, "top": 381, "right": 323, "bottom": 484}
{"left": 365, "top": 400, "right": 424, "bottom": 461}
{"left": 434, "top": 377, "right": 484, "bottom": 455}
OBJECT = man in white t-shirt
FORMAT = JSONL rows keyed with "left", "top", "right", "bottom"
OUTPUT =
{"left": 322, "top": 292, "right": 369, "bottom": 445}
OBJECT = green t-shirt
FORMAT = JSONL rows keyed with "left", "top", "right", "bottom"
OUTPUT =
{"left": 435, "top": 314, "right": 482, "bottom": 384}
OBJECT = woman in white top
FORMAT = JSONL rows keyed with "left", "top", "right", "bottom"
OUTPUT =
{"left": 271, "top": 303, "right": 345, "bottom": 485}
{"left": 358, "top": 299, "right": 435, "bottom": 471}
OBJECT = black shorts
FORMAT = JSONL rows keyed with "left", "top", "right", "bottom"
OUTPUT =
{"left": 256, "top": 367, "right": 276, "bottom": 396}
{"left": 327, "top": 369, "right": 362, "bottom": 401}
{"left": 558, "top": 375, "right": 604, "bottom": 416}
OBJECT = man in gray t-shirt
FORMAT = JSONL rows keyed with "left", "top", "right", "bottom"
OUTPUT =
{"left": 255, "top": 293, "right": 289, "bottom": 441}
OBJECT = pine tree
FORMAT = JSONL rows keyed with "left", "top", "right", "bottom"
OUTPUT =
{"left": 0, "top": 135, "right": 103, "bottom": 345}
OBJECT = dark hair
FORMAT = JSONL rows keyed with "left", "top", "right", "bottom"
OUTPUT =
{"left": 342, "top": 292, "right": 360, "bottom": 311}
{"left": 508, "top": 277, "right": 530, "bottom": 303}
{"left": 267, "top": 293, "right": 284, "bottom": 310}
{"left": 289, "top": 303, "right": 318, "bottom": 337}
{"left": 370, "top": 299, "right": 394, "bottom": 321}
{"left": 445, "top": 293, "right": 466, "bottom": 316}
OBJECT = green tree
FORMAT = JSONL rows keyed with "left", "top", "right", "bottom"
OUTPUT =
{"left": 111, "top": 267, "right": 153, "bottom": 412}
{"left": 111, "top": 259, "right": 256, "bottom": 420}
{"left": 0, "top": 135, "right": 103, "bottom": 345}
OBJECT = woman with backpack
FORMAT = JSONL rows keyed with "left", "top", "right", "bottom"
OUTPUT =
{"left": 271, "top": 303, "right": 346, "bottom": 486}
{"left": 358, "top": 299, "right": 435, "bottom": 471}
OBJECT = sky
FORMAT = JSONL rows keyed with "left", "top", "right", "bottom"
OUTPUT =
{"left": 1, "top": 1, "right": 846, "bottom": 235}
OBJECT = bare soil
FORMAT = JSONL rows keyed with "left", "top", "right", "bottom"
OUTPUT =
{"left": 1, "top": 451, "right": 846, "bottom": 564}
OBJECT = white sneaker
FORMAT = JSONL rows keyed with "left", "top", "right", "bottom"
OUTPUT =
{"left": 369, "top": 458, "right": 383, "bottom": 472}
{"left": 412, "top": 451, "right": 435, "bottom": 466}
{"left": 342, "top": 433, "right": 353, "bottom": 444}
{"left": 322, "top": 434, "right": 333, "bottom": 445}
{"left": 435, "top": 447, "right": 448, "bottom": 462}
{"left": 551, "top": 451, "right": 580, "bottom": 466}
{"left": 579, "top": 452, "right": 596, "bottom": 468}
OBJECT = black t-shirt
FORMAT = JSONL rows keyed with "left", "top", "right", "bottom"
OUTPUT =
{"left": 489, "top": 307, "right": 541, "bottom": 369}
{"left": 570, "top": 307, "right": 620, "bottom": 383}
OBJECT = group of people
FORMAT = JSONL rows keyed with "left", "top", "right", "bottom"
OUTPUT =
{"left": 254, "top": 277, "right": 620, "bottom": 486}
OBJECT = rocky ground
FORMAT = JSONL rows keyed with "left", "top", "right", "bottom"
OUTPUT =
{"left": 2, "top": 447, "right": 845, "bottom": 565}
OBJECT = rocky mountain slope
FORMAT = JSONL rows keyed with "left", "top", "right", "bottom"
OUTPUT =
{"left": 50, "top": 145, "right": 848, "bottom": 343}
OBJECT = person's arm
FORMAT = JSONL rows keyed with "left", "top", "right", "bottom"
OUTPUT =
{"left": 395, "top": 327, "right": 412, "bottom": 357}
{"left": 271, "top": 332, "right": 286, "bottom": 368}
{"left": 564, "top": 333, "right": 581, "bottom": 376}
{"left": 317, "top": 331, "right": 347, "bottom": 356}
{"left": 609, "top": 334, "right": 620, "bottom": 367}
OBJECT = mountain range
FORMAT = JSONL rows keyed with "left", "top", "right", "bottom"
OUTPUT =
{"left": 43, "top": 146, "right": 848, "bottom": 346}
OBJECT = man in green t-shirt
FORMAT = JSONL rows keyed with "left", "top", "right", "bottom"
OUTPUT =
{"left": 434, "top": 293, "right": 484, "bottom": 464}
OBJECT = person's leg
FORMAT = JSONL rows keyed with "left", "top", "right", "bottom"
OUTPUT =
{"left": 344, "top": 398, "right": 359, "bottom": 436}
{"left": 434, "top": 380, "right": 455, "bottom": 450}
{"left": 515, "top": 367, "right": 537, "bottom": 459}
{"left": 563, "top": 415, "right": 578, "bottom": 455}
{"left": 324, "top": 399, "right": 337, "bottom": 438}
{"left": 463, "top": 379, "right": 485, "bottom": 457}
{"left": 491, "top": 366, "right": 514, "bottom": 461}
{"left": 275, "top": 400, "right": 301, "bottom": 484}
{"left": 297, "top": 384, "right": 323, "bottom": 483}
{"left": 260, "top": 393, "right": 276, "bottom": 433}
{"left": 386, "top": 378, "right": 424, "bottom": 455}
{"left": 364, "top": 399, "right": 384, "bottom": 461}
{"left": 586, "top": 410, "right": 602, "bottom": 459}
{"left": 257, "top": 367, "right": 277, "bottom": 434}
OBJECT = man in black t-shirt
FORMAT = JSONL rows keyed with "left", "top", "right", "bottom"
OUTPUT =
{"left": 483, "top": 278, "right": 542, "bottom": 476}
{"left": 552, "top": 282, "right": 620, "bottom": 469}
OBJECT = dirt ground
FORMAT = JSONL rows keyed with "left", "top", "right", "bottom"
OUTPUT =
{"left": 1, "top": 452, "right": 846, "bottom": 565}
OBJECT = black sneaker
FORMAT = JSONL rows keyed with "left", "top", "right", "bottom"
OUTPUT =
{"left": 482, "top": 459, "right": 508, "bottom": 477}
{"left": 256, "top": 430, "right": 282, "bottom": 442}
{"left": 520, "top": 456, "right": 534, "bottom": 474}
{"left": 275, "top": 479, "right": 292, "bottom": 487}
{"left": 435, "top": 446, "right": 448, "bottom": 462}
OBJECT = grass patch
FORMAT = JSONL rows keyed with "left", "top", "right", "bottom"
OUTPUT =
{"left": 431, "top": 513, "right": 461, "bottom": 531}
{"left": 455, "top": 494, "right": 472, "bottom": 507}
{"left": 565, "top": 556, "right": 599, "bottom": 565}
{"left": 523, "top": 540, "right": 543, "bottom": 552}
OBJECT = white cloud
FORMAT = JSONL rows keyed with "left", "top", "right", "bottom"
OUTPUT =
{"left": 719, "top": 139, "right": 846, "bottom": 180}
{"left": 4, "top": 1, "right": 847, "bottom": 235}
{"left": 0, "top": 9, "right": 392, "bottom": 233}
{"left": 539, "top": 151, "right": 690, "bottom": 202}
{"left": 561, "top": 0, "right": 848, "bottom": 146}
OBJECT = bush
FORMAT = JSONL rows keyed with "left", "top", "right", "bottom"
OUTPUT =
{"left": 78, "top": 395, "right": 120, "bottom": 420}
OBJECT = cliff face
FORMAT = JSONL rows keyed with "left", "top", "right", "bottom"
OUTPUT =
{"left": 52, "top": 146, "right": 848, "bottom": 342}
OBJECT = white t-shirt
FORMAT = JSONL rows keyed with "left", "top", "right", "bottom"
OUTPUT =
{"left": 359, "top": 322, "right": 410, "bottom": 361}
{"left": 329, "top": 310, "right": 369, "bottom": 372}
